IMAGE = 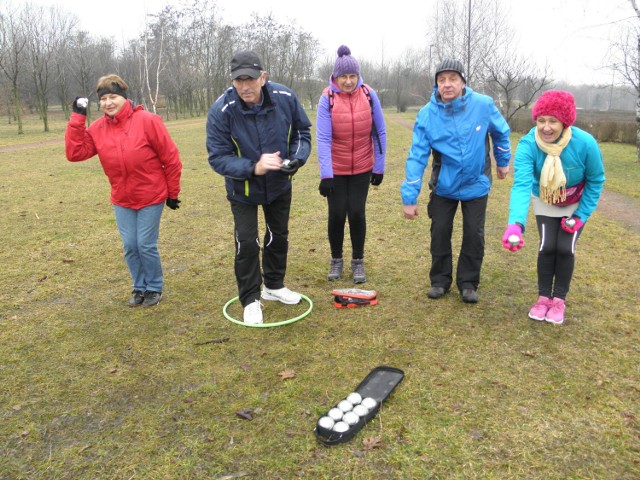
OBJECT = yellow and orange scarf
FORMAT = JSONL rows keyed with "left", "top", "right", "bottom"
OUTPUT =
{"left": 535, "top": 127, "right": 572, "bottom": 205}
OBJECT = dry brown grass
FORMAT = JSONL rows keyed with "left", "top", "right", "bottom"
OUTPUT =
{"left": 0, "top": 112, "right": 638, "bottom": 479}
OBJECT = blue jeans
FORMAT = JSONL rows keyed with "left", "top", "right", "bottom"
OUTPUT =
{"left": 113, "top": 202, "right": 164, "bottom": 292}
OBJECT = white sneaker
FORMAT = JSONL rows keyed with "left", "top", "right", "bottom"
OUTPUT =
{"left": 243, "top": 300, "right": 263, "bottom": 324}
{"left": 261, "top": 287, "right": 301, "bottom": 305}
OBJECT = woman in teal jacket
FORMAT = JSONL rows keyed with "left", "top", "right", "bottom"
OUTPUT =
{"left": 502, "top": 90, "right": 605, "bottom": 325}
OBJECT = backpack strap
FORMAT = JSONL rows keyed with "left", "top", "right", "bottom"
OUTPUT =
{"left": 326, "top": 84, "right": 382, "bottom": 156}
{"left": 362, "top": 84, "right": 383, "bottom": 155}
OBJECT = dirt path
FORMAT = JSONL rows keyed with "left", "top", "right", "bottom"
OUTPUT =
{"left": 389, "top": 115, "right": 640, "bottom": 234}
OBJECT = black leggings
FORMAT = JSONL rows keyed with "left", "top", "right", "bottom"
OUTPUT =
{"left": 326, "top": 171, "right": 371, "bottom": 259}
{"left": 535, "top": 215, "right": 583, "bottom": 300}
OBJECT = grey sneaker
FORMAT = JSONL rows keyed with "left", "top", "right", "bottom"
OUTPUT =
{"left": 327, "top": 258, "right": 343, "bottom": 281}
{"left": 129, "top": 290, "right": 144, "bottom": 307}
{"left": 142, "top": 291, "right": 162, "bottom": 307}
{"left": 351, "top": 259, "right": 366, "bottom": 284}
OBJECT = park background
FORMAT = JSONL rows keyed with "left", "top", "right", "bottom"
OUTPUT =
{"left": 1, "top": 0, "right": 640, "bottom": 478}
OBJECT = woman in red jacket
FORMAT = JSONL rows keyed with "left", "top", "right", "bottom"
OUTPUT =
{"left": 65, "top": 74, "right": 182, "bottom": 307}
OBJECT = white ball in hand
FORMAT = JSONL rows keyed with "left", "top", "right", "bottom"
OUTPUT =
{"left": 508, "top": 234, "right": 520, "bottom": 246}
{"left": 76, "top": 97, "right": 88, "bottom": 108}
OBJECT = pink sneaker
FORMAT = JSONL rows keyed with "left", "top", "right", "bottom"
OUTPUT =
{"left": 545, "top": 298, "right": 566, "bottom": 325}
{"left": 528, "top": 296, "right": 552, "bottom": 321}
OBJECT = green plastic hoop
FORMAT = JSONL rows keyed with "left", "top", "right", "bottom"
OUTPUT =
{"left": 223, "top": 294, "right": 313, "bottom": 328}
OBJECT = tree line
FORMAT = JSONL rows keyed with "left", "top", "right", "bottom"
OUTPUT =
{"left": 1, "top": 0, "right": 638, "bottom": 150}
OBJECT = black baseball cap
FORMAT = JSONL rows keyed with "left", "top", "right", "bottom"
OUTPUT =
{"left": 231, "top": 50, "right": 263, "bottom": 79}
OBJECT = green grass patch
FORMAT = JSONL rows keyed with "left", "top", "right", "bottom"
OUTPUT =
{"left": 0, "top": 112, "right": 638, "bottom": 479}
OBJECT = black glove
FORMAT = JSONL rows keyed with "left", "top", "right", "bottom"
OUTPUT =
{"left": 319, "top": 178, "right": 334, "bottom": 197}
{"left": 280, "top": 158, "right": 300, "bottom": 175}
{"left": 166, "top": 198, "right": 181, "bottom": 210}
{"left": 72, "top": 96, "right": 88, "bottom": 116}
{"left": 371, "top": 173, "right": 384, "bottom": 186}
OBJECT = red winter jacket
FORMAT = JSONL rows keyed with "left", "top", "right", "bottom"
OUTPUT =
{"left": 65, "top": 101, "right": 182, "bottom": 210}
{"left": 323, "top": 85, "right": 374, "bottom": 175}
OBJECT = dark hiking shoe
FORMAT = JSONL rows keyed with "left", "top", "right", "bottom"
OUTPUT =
{"left": 142, "top": 291, "right": 163, "bottom": 307}
{"left": 427, "top": 286, "right": 446, "bottom": 299}
{"left": 462, "top": 288, "right": 478, "bottom": 303}
{"left": 352, "top": 259, "right": 366, "bottom": 284}
{"left": 327, "top": 258, "right": 344, "bottom": 281}
{"left": 129, "top": 290, "right": 144, "bottom": 307}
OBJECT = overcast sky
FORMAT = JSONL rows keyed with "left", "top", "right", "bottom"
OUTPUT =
{"left": 28, "top": 0, "right": 634, "bottom": 85}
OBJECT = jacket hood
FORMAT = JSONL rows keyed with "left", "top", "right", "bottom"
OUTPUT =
{"left": 431, "top": 85, "right": 472, "bottom": 112}
{"left": 104, "top": 100, "right": 141, "bottom": 124}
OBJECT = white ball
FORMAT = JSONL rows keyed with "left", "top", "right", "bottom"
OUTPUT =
{"left": 337, "top": 400, "right": 353, "bottom": 412}
{"left": 332, "top": 421, "right": 350, "bottom": 433}
{"left": 361, "top": 397, "right": 377, "bottom": 410}
{"left": 328, "top": 407, "right": 343, "bottom": 421}
{"left": 317, "top": 416, "right": 335, "bottom": 429}
{"left": 353, "top": 404, "right": 369, "bottom": 417}
{"left": 346, "top": 392, "right": 362, "bottom": 405}
{"left": 343, "top": 411, "right": 360, "bottom": 425}
{"left": 76, "top": 97, "right": 88, "bottom": 108}
{"left": 508, "top": 234, "right": 520, "bottom": 246}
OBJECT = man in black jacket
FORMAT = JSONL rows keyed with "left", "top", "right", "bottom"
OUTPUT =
{"left": 206, "top": 50, "right": 312, "bottom": 324}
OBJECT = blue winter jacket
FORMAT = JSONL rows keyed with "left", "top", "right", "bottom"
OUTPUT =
{"left": 206, "top": 81, "right": 312, "bottom": 205}
{"left": 508, "top": 126, "right": 605, "bottom": 226}
{"left": 401, "top": 86, "right": 511, "bottom": 204}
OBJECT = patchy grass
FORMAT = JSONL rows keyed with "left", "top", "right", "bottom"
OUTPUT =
{"left": 0, "top": 112, "right": 638, "bottom": 479}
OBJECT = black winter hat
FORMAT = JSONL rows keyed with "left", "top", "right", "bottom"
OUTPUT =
{"left": 434, "top": 59, "right": 466, "bottom": 84}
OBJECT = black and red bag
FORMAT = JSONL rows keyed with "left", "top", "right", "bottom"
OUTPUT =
{"left": 332, "top": 289, "right": 378, "bottom": 308}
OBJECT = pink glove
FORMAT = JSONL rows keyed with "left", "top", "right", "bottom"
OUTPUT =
{"left": 502, "top": 224, "right": 524, "bottom": 252}
{"left": 561, "top": 216, "right": 584, "bottom": 234}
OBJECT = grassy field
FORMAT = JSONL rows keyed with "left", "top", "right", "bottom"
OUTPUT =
{"left": 1, "top": 111, "right": 639, "bottom": 479}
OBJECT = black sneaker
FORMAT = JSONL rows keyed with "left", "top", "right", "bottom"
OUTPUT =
{"left": 142, "top": 291, "right": 162, "bottom": 307}
{"left": 129, "top": 290, "right": 144, "bottom": 307}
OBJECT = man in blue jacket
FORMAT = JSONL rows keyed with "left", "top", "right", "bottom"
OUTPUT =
{"left": 207, "top": 50, "right": 312, "bottom": 324}
{"left": 401, "top": 59, "right": 511, "bottom": 304}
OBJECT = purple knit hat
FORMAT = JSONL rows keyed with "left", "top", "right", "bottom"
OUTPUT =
{"left": 332, "top": 45, "right": 360, "bottom": 78}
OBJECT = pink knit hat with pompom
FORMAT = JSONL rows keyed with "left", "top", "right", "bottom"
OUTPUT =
{"left": 532, "top": 90, "right": 576, "bottom": 127}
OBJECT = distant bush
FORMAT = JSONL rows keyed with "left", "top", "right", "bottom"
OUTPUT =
{"left": 510, "top": 109, "right": 637, "bottom": 144}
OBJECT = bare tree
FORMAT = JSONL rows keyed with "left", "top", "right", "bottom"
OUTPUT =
{"left": 0, "top": 4, "right": 28, "bottom": 134}
{"left": 611, "top": 0, "right": 640, "bottom": 159}
{"left": 25, "top": 4, "right": 75, "bottom": 131}
{"left": 66, "top": 32, "right": 115, "bottom": 122}
{"left": 484, "top": 52, "right": 553, "bottom": 124}
{"left": 429, "top": 0, "right": 506, "bottom": 86}
{"left": 139, "top": 9, "right": 168, "bottom": 114}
